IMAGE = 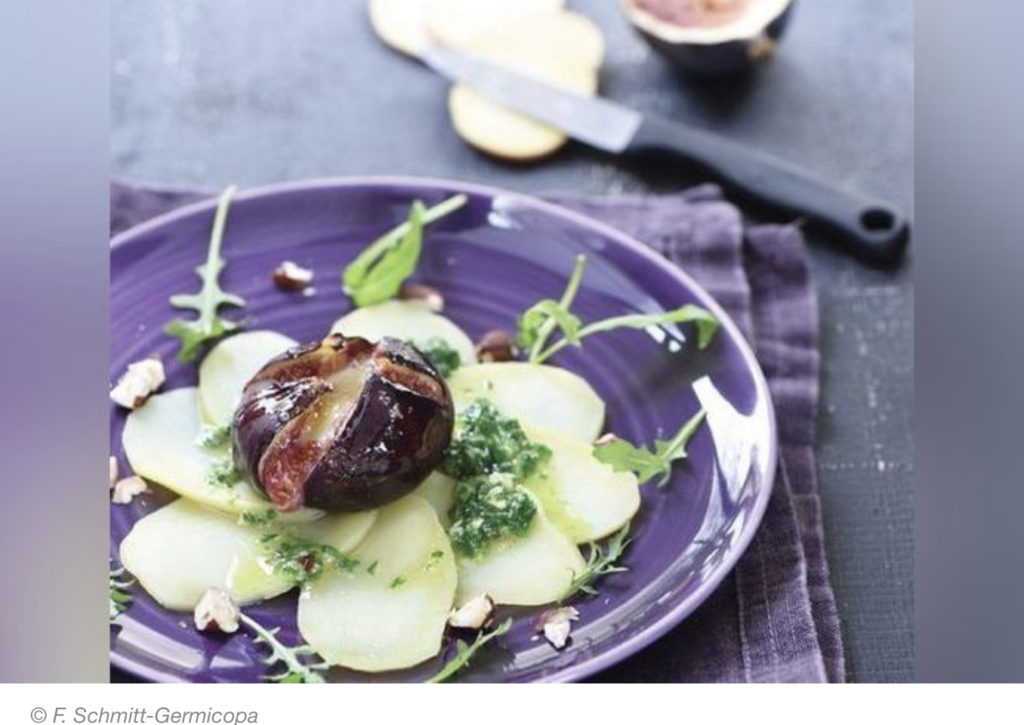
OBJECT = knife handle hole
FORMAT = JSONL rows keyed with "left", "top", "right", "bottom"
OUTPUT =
{"left": 860, "top": 207, "right": 896, "bottom": 233}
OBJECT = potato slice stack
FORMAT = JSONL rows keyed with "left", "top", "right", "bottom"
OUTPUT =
{"left": 368, "top": 0, "right": 605, "bottom": 161}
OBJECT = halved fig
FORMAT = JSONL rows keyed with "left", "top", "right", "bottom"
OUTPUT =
{"left": 622, "top": 0, "right": 795, "bottom": 75}
{"left": 233, "top": 334, "right": 455, "bottom": 512}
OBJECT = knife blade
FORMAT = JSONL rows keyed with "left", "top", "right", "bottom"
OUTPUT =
{"left": 422, "top": 43, "right": 910, "bottom": 265}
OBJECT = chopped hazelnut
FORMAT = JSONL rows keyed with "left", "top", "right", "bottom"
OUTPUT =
{"left": 272, "top": 260, "right": 314, "bottom": 292}
{"left": 111, "top": 475, "right": 148, "bottom": 504}
{"left": 448, "top": 593, "right": 496, "bottom": 630}
{"left": 193, "top": 587, "right": 241, "bottom": 634}
{"left": 110, "top": 358, "right": 165, "bottom": 409}
{"left": 109, "top": 457, "right": 119, "bottom": 490}
{"left": 537, "top": 606, "right": 579, "bottom": 650}
{"left": 398, "top": 283, "right": 444, "bottom": 312}
{"left": 475, "top": 329, "right": 515, "bottom": 363}
{"left": 594, "top": 433, "right": 620, "bottom": 447}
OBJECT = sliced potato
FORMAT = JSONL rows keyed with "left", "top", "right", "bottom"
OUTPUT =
{"left": 120, "top": 499, "right": 292, "bottom": 610}
{"left": 464, "top": 10, "right": 605, "bottom": 71}
{"left": 412, "top": 470, "right": 455, "bottom": 528}
{"left": 446, "top": 69, "right": 593, "bottom": 159}
{"left": 368, "top": 0, "right": 431, "bottom": 57}
{"left": 298, "top": 496, "right": 457, "bottom": 672}
{"left": 444, "top": 8, "right": 603, "bottom": 161}
{"left": 448, "top": 362, "right": 605, "bottom": 441}
{"left": 426, "top": 0, "right": 565, "bottom": 49}
{"left": 330, "top": 300, "right": 476, "bottom": 365}
{"left": 455, "top": 507, "right": 585, "bottom": 606}
{"left": 524, "top": 424, "right": 640, "bottom": 544}
{"left": 198, "top": 331, "right": 297, "bottom": 426}
{"left": 291, "top": 509, "right": 380, "bottom": 555}
{"left": 120, "top": 499, "right": 377, "bottom": 611}
{"left": 121, "top": 388, "right": 320, "bottom": 523}
{"left": 448, "top": 44, "right": 598, "bottom": 160}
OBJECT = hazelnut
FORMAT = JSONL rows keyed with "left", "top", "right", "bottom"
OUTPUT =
{"left": 475, "top": 329, "right": 515, "bottom": 363}
{"left": 272, "top": 260, "right": 314, "bottom": 292}
{"left": 448, "top": 593, "right": 496, "bottom": 630}
{"left": 110, "top": 358, "right": 165, "bottom": 409}
{"left": 111, "top": 475, "right": 148, "bottom": 504}
{"left": 537, "top": 606, "right": 579, "bottom": 650}
{"left": 193, "top": 587, "right": 241, "bottom": 633}
{"left": 398, "top": 283, "right": 444, "bottom": 312}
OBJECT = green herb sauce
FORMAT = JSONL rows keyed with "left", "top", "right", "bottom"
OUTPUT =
{"left": 414, "top": 337, "right": 461, "bottom": 378}
{"left": 206, "top": 460, "right": 242, "bottom": 488}
{"left": 240, "top": 508, "right": 278, "bottom": 526}
{"left": 260, "top": 532, "right": 359, "bottom": 585}
{"left": 442, "top": 400, "right": 551, "bottom": 558}
{"left": 197, "top": 422, "right": 232, "bottom": 449}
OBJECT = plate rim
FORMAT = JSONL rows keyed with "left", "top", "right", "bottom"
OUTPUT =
{"left": 109, "top": 175, "right": 777, "bottom": 683}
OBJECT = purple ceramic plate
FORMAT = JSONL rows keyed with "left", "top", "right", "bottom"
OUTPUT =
{"left": 109, "top": 177, "right": 776, "bottom": 683}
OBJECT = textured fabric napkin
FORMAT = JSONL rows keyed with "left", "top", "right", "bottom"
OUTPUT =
{"left": 110, "top": 181, "right": 844, "bottom": 683}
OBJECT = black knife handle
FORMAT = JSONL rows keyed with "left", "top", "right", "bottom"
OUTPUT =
{"left": 629, "top": 115, "right": 910, "bottom": 265}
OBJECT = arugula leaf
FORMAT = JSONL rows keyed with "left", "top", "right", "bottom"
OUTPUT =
{"left": 516, "top": 256, "right": 720, "bottom": 364}
{"left": 109, "top": 566, "right": 134, "bottom": 622}
{"left": 560, "top": 525, "right": 631, "bottom": 601}
{"left": 164, "top": 186, "right": 246, "bottom": 362}
{"left": 427, "top": 617, "right": 513, "bottom": 683}
{"left": 342, "top": 194, "right": 467, "bottom": 307}
{"left": 517, "top": 254, "right": 586, "bottom": 359}
{"left": 593, "top": 408, "right": 707, "bottom": 487}
{"left": 239, "top": 612, "right": 327, "bottom": 683}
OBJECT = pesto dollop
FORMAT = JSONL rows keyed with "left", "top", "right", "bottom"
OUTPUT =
{"left": 414, "top": 337, "right": 461, "bottom": 378}
{"left": 442, "top": 400, "right": 551, "bottom": 558}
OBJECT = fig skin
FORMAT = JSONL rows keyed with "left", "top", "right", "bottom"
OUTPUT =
{"left": 232, "top": 334, "right": 454, "bottom": 512}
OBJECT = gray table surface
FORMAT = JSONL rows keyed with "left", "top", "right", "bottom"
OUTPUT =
{"left": 111, "top": 0, "right": 913, "bottom": 682}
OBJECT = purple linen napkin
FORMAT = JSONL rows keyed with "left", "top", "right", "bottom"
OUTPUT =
{"left": 110, "top": 181, "right": 843, "bottom": 683}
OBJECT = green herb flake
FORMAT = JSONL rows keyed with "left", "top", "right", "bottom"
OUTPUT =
{"left": 206, "top": 460, "right": 242, "bottom": 488}
{"left": 593, "top": 408, "right": 706, "bottom": 487}
{"left": 263, "top": 534, "right": 360, "bottom": 585}
{"left": 427, "top": 618, "right": 513, "bottom": 683}
{"left": 389, "top": 576, "right": 407, "bottom": 589}
{"left": 240, "top": 508, "right": 278, "bottom": 526}
{"left": 366, "top": 560, "right": 379, "bottom": 575}
{"left": 516, "top": 255, "right": 720, "bottom": 364}
{"left": 164, "top": 186, "right": 247, "bottom": 362}
{"left": 197, "top": 422, "right": 232, "bottom": 449}
{"left": 342, "top": 194, "right": 467, "bottom": 307}
{"left": 414, "top": 337, "right": 461, "bottom": 378}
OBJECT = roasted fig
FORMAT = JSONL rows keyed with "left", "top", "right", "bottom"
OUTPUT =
{"left": 232, "top": 334, "right": 454, "bottom": 512}
{"left": 622, "top": 0, "right": 795, "bottom": 76}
